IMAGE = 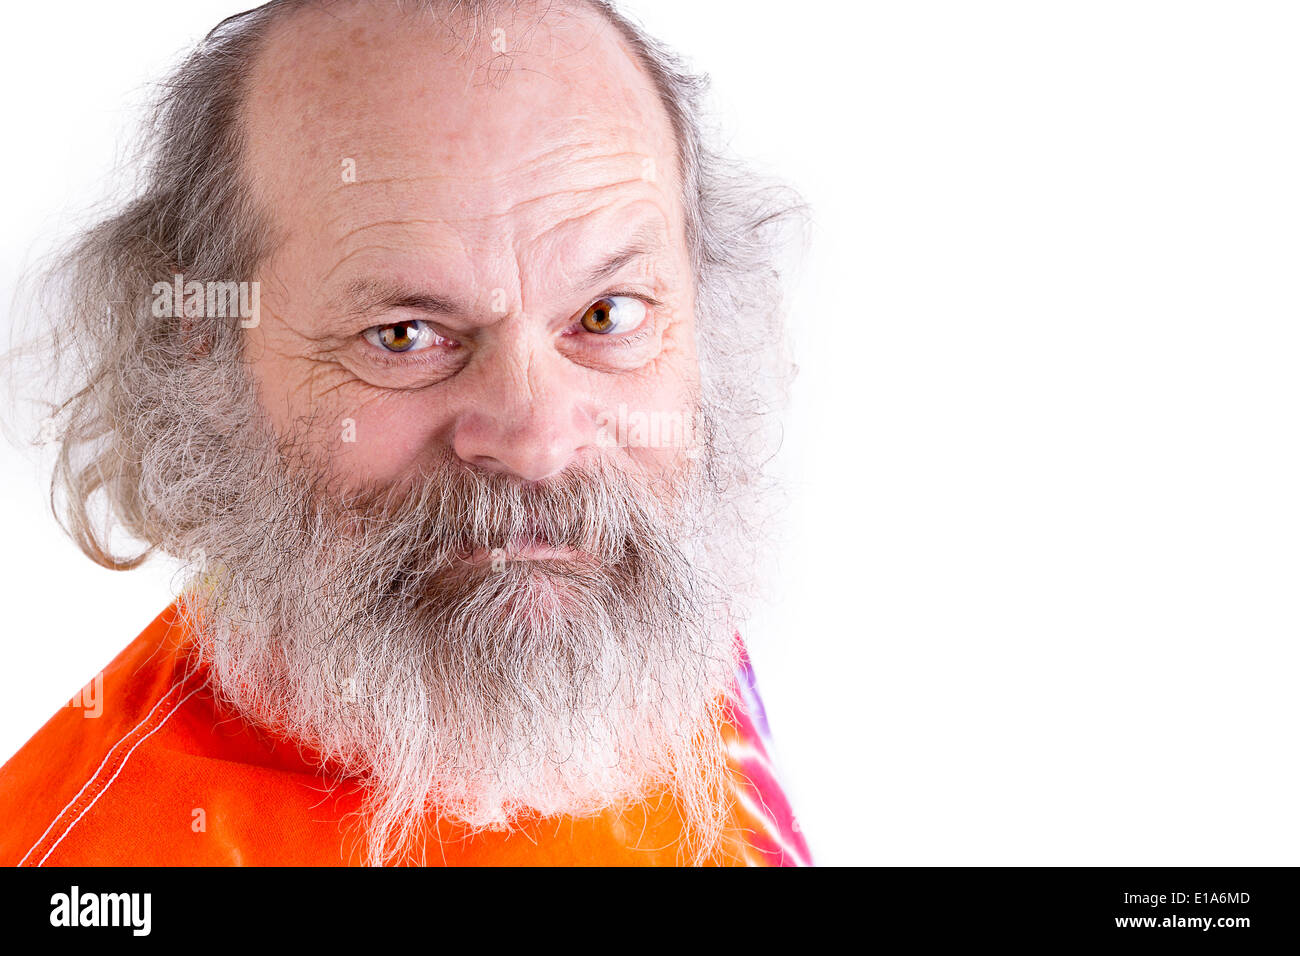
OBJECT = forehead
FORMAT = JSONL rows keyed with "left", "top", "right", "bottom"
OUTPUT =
{"left": 241, "top": 2, "right": 684, "bottom": 278}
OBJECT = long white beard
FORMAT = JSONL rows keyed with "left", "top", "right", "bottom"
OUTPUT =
{"left": 177, "top": 393, "right": 742, "bottom": 865}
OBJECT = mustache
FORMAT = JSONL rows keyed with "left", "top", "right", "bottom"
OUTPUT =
{"left": 320, "top": 454, "right": 685, "bottom": 570}
{"left": 271, "top": 454, "right": 697, "bottom": 647}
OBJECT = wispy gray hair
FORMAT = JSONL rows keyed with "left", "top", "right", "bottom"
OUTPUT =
{"left": 5, "top": 0, "right": 807, "bottom": 589}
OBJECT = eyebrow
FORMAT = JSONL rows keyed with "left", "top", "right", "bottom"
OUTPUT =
{"left": 335, "top": 279, "right": 464, "bottom": 320}
{"left": 331, "top": 222, "right": 667, "bottom": 325}
{"left": 576, "top": 221, "right": 666, "bottom": 290}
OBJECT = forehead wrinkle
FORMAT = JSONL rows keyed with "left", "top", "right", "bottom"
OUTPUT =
{"left": 317, "top": 152, "right": 666, "bottom": 243}
{"left": 331, "top": 218, "right": 450, "bottom": 246}
{"left": 317, "top": 241, "right": 424, "bottom": 288}
{"left": 449, "top": 175, "right": 663, "bottom": 230}
{"left": 520, "top": 205, "right": 668, "bottom": 266}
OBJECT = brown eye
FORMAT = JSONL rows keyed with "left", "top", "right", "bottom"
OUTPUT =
{"left": 581, "top": 298, "right": 615, "bottom": 333}
{"left": 380, "top": 321, "right": 418, "bottom": 351}
{"left": 578, "top": 296, "right": 647, "bottom": 336}
{"left": 364, "top": 319, "right": 447, "bottom": 354}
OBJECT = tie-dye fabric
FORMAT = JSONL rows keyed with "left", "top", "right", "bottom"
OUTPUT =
{"left": 719, "top": 639, "right": 814, "bottom": 866}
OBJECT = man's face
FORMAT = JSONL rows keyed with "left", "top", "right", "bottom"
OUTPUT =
{"left": 242, "top": 2, "right": 696, "bottom": 492}
{"left": 180, "top": 2, "right": 735, "bottom": 865}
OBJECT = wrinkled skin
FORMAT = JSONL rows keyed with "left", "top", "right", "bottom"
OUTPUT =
{"left": 241, "top": 1, "right": 698, "bottom": 494}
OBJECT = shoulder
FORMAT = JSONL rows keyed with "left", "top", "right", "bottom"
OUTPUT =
{"left": 0, "top": 602, "right": 202, "bottom": 866}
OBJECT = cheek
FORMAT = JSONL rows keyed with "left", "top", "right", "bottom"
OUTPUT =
{"left": 322, "top": 393, "right": 453, "bottom": 485}
{"left": 596, "top": 355, "right": 702, "bottom": 476}
{"left": 242, "top": 341, "right": 305, "bottom": 446}
{"left": 243, "top": 321, "right": 446, "bottom": 486}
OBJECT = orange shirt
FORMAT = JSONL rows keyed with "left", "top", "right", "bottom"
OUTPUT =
{"left": 0, "top": 603, "right": 811, "bottom": 866}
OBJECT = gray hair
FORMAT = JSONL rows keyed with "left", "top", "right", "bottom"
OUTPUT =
{"left": 7, "top": 0, "right": 807, "bottom": 587}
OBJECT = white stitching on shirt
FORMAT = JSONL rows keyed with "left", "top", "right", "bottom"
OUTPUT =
{"left": 36, "top": 685, "right": 201, "bottom": 866}
{"left": 17, "top": 680, "right": 192, "bottom": 867}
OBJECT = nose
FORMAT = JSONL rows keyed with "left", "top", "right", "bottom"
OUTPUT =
{"left": 450, "top": 344, "right": 591, "bottom": 482}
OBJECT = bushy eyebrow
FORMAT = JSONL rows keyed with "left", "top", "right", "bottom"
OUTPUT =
{"left": 329, "top": 221, "right": 668, "bottom": 327}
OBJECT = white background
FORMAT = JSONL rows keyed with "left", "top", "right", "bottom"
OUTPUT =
{"left": 3, "top": 1, "right": 1299, "bottom": 866}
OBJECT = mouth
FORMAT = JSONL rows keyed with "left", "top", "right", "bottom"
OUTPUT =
{"left": 462, "top": 532, "right": 587, "bottom": 565}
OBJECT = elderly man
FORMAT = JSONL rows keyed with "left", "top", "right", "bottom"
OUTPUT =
{"left": 0, "top": 0, "right": 808, "bottom": 866}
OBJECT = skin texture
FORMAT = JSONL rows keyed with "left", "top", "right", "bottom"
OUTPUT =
{"left": 241, "top": 1, "right": 697, "bottom": 492}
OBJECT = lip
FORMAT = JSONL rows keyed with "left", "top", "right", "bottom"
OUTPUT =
{"left": 465, "top": 538, "right": 584, "bottom": 563}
